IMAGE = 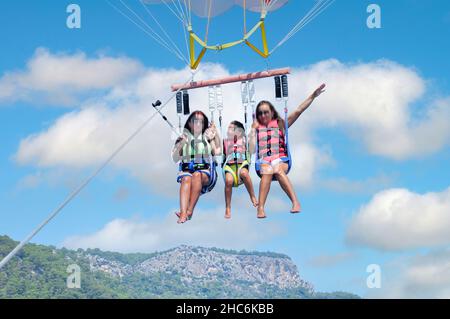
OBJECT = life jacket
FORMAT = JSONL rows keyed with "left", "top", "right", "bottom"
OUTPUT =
{"left": 256, "top": 119, "right": 287, "bottom": 162}
{"left": 177, "top": 130, "right": 218, "bottom": 194}
{"left": 180, "top": 131, "right": 212, "bottom": 167}
{"left": 223, "top": 135, "right": 248, "bottom": 165}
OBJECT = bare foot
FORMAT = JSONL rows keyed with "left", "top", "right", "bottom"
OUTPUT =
{"left": 290, "top": 201, "right": 301, "bottom": 214}
{"left": 225, "top": 207, "right": 231, "bottom": 219}
{"left": 257, "top": 207, "right": 267, "bottom": 219}
{"left": 251, "top": 196, "right": 259, "bottom": 207}
{"left": 186, "top": 210, "right": 193, "bottom": 220}
{"left": 177, "top": 212, "right": 188, "bottom": 224}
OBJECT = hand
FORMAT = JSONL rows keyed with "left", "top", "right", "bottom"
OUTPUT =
{"left": 204, "top": 126, "right": 216, "bottom": 141}
{"left": 177, "top": 134, "right": 188, "bottom": 146}
{"left": 312, "top": 83, "right": 326, "bottom": 99}
{"left": 251, "top": 119, "right": 260, "bottom": 130}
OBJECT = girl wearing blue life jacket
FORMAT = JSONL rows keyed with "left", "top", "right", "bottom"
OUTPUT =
{"left": 172, "top": 111, "right": 221, "bottom": 224}
{"left": 249, "top": 84, "right": 325, "bottom": 219}
{"left": 222, "top": 121, "right": 258, "bottom": 219}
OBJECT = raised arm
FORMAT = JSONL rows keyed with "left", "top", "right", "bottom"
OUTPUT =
{"left": 287, "top": 83, "right": 326, "bottom": 127}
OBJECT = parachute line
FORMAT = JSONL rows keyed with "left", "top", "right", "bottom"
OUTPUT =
{"left": 139, "top": 0, "right": 189, "bottom": 64}
{"left": 204, "top": 0, "right": 213, "bottom": 43}
{"left": 106, "top": 0, "right": 188, "bottom": 64}
{"left": 159, "top": 0, "right": 185, "bottom": 23}
{"left": 270, "top": 0, "right": 335, "bottom": 55}
{"left": 159, "top": 0, "right": 191, "bottom": 60}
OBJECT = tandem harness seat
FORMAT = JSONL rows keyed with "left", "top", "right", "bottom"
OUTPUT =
{"left": 222, "top": 135, "right": 251, "bottom": 188}
{"left": 254, "top": 74, "right": 292, "bottom": 180}
{"left": 176, "top": 133, "right": 218, "bottom": 195}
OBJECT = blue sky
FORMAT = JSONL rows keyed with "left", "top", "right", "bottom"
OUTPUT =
{"left": 1, "top": 0, "right": 450, "bottom": 298}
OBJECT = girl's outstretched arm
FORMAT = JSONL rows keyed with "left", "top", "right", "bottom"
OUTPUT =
{"left": 287, "top": 84, "right": 326, "bottom": 127}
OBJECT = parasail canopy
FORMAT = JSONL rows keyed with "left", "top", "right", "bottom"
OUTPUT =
{"left": 144, "top": 0, "right": 289, "bottom": 17}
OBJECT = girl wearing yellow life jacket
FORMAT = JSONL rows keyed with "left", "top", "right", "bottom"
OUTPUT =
{"left": 222, "top": 121, "right": 258, "bottom": 219}
{"left": 172, "top": 111, "right": 221, "bottom": 224}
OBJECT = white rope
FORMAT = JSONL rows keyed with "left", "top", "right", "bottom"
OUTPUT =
{"left": 274, "top": 0, "right": 323, "bottom": 45}
{"left": 270, "top": 0, "right": 335, "bottom": 55}
{"left": 0, "top": 72, "right": 196, "bottom": 271}
{"left": 204, "top": 0, "right": 213, "bottom": 42}
{"left": 157, "top": 0, "right": 191, "bottom": 61}
{"left": 119, "top": 0, "right": 174, "bottom": 47}
{"left": 139, "top": 0, "right": 189, "bottom": 65}
{"left": 267, "top": 0, "right": 281, "bottom": 11}
{"left": 182, "top": 0, "right": 189, "bottom": 20}
{"left": 174, "top": 0, "right": 189, "bottom": 25}
{"left": 107, "top": 0, "right": 173, "bottom": 51}
{"left": 187, "top": 0, "right": 192, "bottom": 25}
{"left": 106, "top": 0, "right": 187, "bottom": 63}
{"left": 180, "top": 13, "right": 190, "bottom": 64}
{"left": 271, "top": 0, "right": 334, "bottom": 53}
{"left": 162, "top": 0, "right": 187, "bottom": 25}
{"left": 275, "top": 0, "right": 327, "bottom": 46}
{"left": 159, "top": 0, "right": 185, "bottom": 23}
{"left": 118, "top": 0, "right": 188, "bottom": 62}
{"left": 288, "top": 0, "right": 333, "bottom": 37}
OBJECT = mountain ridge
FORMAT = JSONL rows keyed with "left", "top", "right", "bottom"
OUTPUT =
{"left": 0, "top": 235, "right": 359, "bottom": 299}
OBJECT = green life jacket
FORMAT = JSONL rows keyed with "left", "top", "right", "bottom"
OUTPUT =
{"left": 181, "top": 131, "right": 212, "bottom": 164}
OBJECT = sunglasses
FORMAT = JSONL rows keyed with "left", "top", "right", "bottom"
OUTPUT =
{"left": 257, "top": 110, "right": 270, "bottom": 117}
{"left": 191, "top": 118, "right": 204, "bottom": 124}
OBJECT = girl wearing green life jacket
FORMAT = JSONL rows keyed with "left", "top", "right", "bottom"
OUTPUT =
{"left": 172, "top": 111, "right": 221, "bottom": 224}
{"left": 222, "top": 121, "right": 258, "bottom": 219}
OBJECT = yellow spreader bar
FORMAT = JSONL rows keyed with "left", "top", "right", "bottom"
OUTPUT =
{"left": 188, "top": 11, "right": 270, "bottom": 69}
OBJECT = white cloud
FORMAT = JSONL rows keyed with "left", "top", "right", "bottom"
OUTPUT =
{"left": 0, "top": 48, "right": 144, "bottom": 106}
{"left": 292, "top": 59, "right": 450, "bottom": 160}
{"left": 346, "top": 187, "right": 450, "bottom": 251}
{"left": 368, "top": 250, "right": 450, "bottom": 299}
{"left": 62, "top": 208, "right": 284, "bottom": 253}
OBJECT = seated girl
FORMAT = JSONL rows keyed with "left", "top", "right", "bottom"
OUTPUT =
{"left": 249, "top": 84, "right": 325, "bottom": 219}
{"left": 222, "top": 121, "right": 258, "bottom": 219}
{"left": 172, "top": 111, "right": 221, "bottom": 224}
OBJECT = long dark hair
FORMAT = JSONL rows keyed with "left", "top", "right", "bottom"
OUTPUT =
{"left": 255, "top": 100, "right": 284, "bottom": 132}
{"left": 184, "top": 110, "right": 209, "bottom": 135}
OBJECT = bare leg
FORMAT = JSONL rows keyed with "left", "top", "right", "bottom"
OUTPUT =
{"left": 257, "top": 164, "right": 273, "bottom": 219}
{"left": 274, "top": 163, "right": 301, "bottom": 213}
{"left": 224, "top": 173, "right": 234, "bottom": 219}
{"left": 239, "top": 168, "right": 258, "bottom": 207}
{"left": 177, "top": 176, "right": 192, "bottom": 224}
{"left": 187, "top": 172, "right": 209, "bottom": 218}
